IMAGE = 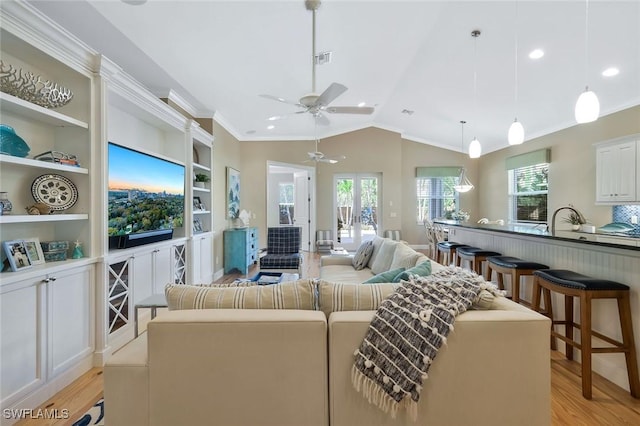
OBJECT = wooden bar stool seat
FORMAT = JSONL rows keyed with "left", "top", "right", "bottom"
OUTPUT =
{"left": 436, "top": 241, "right": 469, "bottom": 266}
{"left": 455, "top": 246, "right": 501, "bottom": 279}
{"left": 532, "top": 269, "right": 640, "bottom": 400}
{"left": 486, "top": 256, "right": 549, "bottom": 305}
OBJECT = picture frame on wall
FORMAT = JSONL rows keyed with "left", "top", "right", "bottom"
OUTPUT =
{"left": 226, "top": 167, "right": 240, "bottom": 219}
{"left": 23, "top": 237, "right": 45, "bottom": 265}
{"left": 2, "top": 240, "right": 33, "bottom": 272}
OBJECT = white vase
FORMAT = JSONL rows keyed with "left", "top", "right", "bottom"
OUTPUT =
{"left": 572, "top": 224, "right": 581, "bottom": 231}
{"left": 194, "top": 181, "right": 205, "bottom": 188}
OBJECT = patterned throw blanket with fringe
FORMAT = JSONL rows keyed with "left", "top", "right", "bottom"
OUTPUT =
{"left": 352, "top": 266, "right": 500, "bottom": 420}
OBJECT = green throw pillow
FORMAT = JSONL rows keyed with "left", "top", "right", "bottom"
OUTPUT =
{"left": 363, "top": 267, "right": 406, "bottom": 284}
{"left": 393, "top": 260, "right": 433, "bottom": 282}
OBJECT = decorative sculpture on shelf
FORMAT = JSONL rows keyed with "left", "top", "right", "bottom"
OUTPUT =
{"left": 0, "top": 60, "right": 74, "bottom": 109}
{"left": 72, "top": 240, "right": 84, "bottom": 259}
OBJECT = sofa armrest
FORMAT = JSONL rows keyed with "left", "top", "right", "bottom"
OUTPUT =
{"left": 320, "top": 255, "right": 354, "bottom": 267}
{"left": 104, "top": 333, "right": 149, "bottom": 426}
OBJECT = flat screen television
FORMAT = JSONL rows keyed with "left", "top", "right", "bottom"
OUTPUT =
{"left": 108, "top": 142, "right": 185, "bottom": 249}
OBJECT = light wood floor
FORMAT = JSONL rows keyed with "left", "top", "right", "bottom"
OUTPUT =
{"left": 16, "top": 253, "right": 640, "bottom": 426}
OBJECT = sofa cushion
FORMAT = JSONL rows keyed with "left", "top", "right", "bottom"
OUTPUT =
{"left": 369, "top": 239, "right": 397, "bottom": 275}
{"left": 165, "top": 279, "right": 315, "bottom": 310}
{"left": 363, "top": 267, "right": 406, "bottom": 284}
{"left": 389, "top": 241, "right": 420, "bottom": 270}
{"left": 317, "top": 280, "right": 399, "bottom": 316}
{"left": 351, "top": 240, "right": 374, "bottom": 270}
{"left": 392, "top": 260, "right": 433, "bottom": 282}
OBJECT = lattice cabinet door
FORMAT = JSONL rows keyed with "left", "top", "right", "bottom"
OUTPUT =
{"left": 173, "top": 243, "right": 187, "bottom": 285}
{"left": 107, "top": 258, "right": 132, "bottom": 334}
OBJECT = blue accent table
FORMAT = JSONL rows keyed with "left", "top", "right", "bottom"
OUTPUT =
{"left": 224, "top": 227, "right": 258, "bottom": 275}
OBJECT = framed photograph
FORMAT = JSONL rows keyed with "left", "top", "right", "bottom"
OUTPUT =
{"left": 23, "top": 237, "right": 45, "bottom": 265}
{"left": 193, "top": 217, "right": 203, "bottom": 233}
{"left": 193, "top": 196, "right": 202, "bottom": 211}
{"left": 2, "top": 240, "right": 33, "bottom": 272}
{"left": 226, "top": 166, "right": 240, "bottom": 219}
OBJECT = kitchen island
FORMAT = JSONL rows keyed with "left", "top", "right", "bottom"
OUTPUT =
{"left": 441, "top": 221, "right": 640, "bottom": 394}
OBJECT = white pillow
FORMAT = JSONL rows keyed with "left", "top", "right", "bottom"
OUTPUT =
{"left": 370, "top": 239, "right": 397, "bottom": 275}
{"left": 389, "top": 242, "right": 420, "bottom": 270}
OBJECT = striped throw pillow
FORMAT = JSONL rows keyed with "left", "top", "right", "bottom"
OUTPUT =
{"left": 317, "top": 280, "right": 399, "bottom": 316}
{"left": 351, "top": 240, "right": 374, "bottom": 270}
{"left": 165, "top": 279, "right": 315, "bottom": 310}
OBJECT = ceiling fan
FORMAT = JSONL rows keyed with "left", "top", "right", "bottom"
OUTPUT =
{"left": 306, "top": 136, "right": 346, "bottom": 164}
{"left": 260, "top": 0, "right": 374, "bottom": 126}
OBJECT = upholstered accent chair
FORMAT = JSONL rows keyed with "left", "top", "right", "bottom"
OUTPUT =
{"left": 260, "top": 226, "right": 303, "bottom": 272}
{"left": 315, "top": 230, "right": 334, "bottom": 253}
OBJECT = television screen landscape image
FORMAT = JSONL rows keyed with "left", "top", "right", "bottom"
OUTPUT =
{"left": 108, "top": 143, "right": 185, "bottom": 247}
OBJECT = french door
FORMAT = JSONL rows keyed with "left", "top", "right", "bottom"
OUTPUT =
{"left": 334, "top": 174, "right": 380, "bottom": 251}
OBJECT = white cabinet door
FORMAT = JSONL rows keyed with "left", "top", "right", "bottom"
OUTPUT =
{"left": 190, "top": 235, "right": 213, "bottom": 284}
{"left": 48, "top": 265, "right": 94, "bottom": 378}
{"left": 0, "top": 278, "right": 45, "bottom": 407}
{"left": 132, "top": 251, "right": 153, "bottom": 305}
{"left": 191, "top": 238, "right": 203, "bottom": 284}
{"left": 198, "top": 234, "right": 214, "bottom": 284}
{"left": 153, "top": 246, "right": 172, "bottom": 294}
{"left": 596, "top": 140, "right": 636, "bottom": 203}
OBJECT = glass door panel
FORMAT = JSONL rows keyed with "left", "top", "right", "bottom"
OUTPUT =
{"left": 335, "top": 174, "right": 380, "bottom": 251}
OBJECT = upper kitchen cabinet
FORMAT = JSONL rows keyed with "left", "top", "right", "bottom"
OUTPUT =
{"left": 595, "top": 135, "right": 638, "bottom": 204}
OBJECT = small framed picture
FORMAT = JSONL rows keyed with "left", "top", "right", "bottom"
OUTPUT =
{"left": 199, "top": 200, "right": 207, "bottom": 211}
{"left": 2, "top": 240, "right": 33, "bottom": 272}
{"left": 193, "top": 196, "right": 202, "bottom": 211}
{"left": 193, "top": 218, "right": 203, "bottom": 233}
{"left": 23, "top": 237, "right": 45, "bottom": 265}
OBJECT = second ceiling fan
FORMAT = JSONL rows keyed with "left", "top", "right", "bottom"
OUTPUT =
{"left": 260, "top": 0, "right": 374, "bottom": 126}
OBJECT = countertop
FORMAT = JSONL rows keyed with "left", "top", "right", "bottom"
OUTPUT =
{"left": 436, "top": 220, "right": 640, "bottom": 251}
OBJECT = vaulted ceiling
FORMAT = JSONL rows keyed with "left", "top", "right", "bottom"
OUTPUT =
{"left": 30, "top": 0, "right": 640, "bottom": 154}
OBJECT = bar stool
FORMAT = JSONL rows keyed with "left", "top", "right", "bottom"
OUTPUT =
{"left": 455, "top": 246, "right": 501, "bottom": 279}
{"left": 532, "top": 269, "right": 640, "bottom": 399}
{"left": 486, "top": 256, "right": 549, "bottom": 306}
{"left": 436, "top": 241, "right": 469, "bottom": 266}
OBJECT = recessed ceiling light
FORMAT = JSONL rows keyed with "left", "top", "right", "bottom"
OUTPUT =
{"left": 246, "top": 130, "right": 256, "bottom": 135}
{"left": 401, "top": 109, "right": 414, "bottom": 115}
{"left": 267, "top": 116, "right": 278, "bottom": 121}
{"left": 267, "top": 125, "right": 275, "bottom": 130}
{"left": 529, "top": 49, "right": 544, "bottom": 60}
{"left": 602, "top": 67, "right": 619, "bottom": 77}
{"left": 358, "top": 102, "right": 366, "bottom": 107}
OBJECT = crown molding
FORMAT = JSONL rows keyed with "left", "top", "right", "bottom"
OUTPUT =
{"left": 0, "top": 0, "right": 98, "bottom": 76}
{"left": 213, "top": 112, "right": 244, "bottom": 141}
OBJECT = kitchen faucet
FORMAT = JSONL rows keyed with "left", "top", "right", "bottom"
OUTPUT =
{"left": 550, "top": 206, "right": 587, "bottom": 236}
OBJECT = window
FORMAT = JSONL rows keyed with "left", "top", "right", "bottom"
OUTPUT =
{"left": 509, "top": 163, "right": 548, "bottom": 223}
{"left": 416, "top": 176, "right": 459, "bottom": 223}
{"left": 278, "top": 182, "right": 294, "bottom": 225}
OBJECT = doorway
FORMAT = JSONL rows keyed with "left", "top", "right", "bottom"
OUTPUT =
{"left": 334, "top": 173, "right": 381, "bottom": 251}
{"left": 266, "top": 162, "right": 315, "bottom": 252}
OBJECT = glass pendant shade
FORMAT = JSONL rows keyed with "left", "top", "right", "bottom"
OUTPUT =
{"left": 508, "top": 119, "right": 525, "bottom": 145}
{"left": 453, "top": 168, "right": 474, "bottom": 193}
{"left": 468, "top": 137, "right": 482, "bottom": 158}
{"left": 575, "top": 88, "right": 600, "bottom": 123}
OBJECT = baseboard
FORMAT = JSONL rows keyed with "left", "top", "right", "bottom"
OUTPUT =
{"left": 213, "top": 268, "right": 225, "bottom": 282}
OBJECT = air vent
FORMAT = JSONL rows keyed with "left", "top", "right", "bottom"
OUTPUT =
{"left": 314, "top": 51, "right": 332, "bottom": 65}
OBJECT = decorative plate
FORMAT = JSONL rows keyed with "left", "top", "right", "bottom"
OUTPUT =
{"left": 598, "top": 222, "right": 635, "bottom": 233}
{"left": 31, "top": 174, "right": 78, "bottom": 211}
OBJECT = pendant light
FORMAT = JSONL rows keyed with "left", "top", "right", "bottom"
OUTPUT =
{"left": 508, "top": 1, "right": 525, "bottom": 145}
{"left": 468, "top": 30, "right": 482, "bottom": 158}
{"left": 575, "top": 0, "right": 600, "bottom": 123}
{"left": 454, "top": 120, "right": 474, "bottom": 193}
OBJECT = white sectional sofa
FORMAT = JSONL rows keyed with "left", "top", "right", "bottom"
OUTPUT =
{"left": 104, "top": 275, "right": 551, "bottom": 425}
{"left": 320, "top": 236, "right": 444, "bottom": 283}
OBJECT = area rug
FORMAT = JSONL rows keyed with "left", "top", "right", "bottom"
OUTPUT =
{"left": 72, "top": 398, "right": 104, "bottom": 426}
